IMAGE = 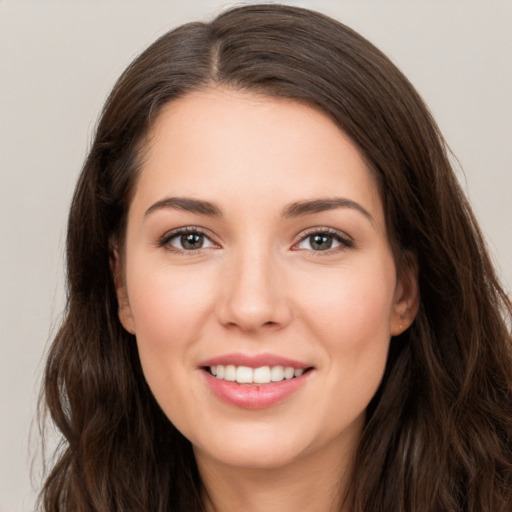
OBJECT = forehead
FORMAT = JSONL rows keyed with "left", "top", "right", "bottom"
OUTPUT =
{"left": 131, "top": 87, "right": 383, "bottom": 224}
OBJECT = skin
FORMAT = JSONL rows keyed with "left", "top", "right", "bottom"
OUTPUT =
{"left": 114, "top": 87, "right": 418, "bottom": 512}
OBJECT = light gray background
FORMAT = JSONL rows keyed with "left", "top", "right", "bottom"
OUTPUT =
{"left": 1, "top": 1, "right": 511, "bottom": 510}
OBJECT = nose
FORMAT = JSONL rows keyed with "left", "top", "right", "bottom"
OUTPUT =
{"left": 216, "top": 247, "right": 292, "bottom": 333}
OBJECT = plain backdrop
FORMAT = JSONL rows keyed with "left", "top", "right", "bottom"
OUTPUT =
{"left": 1, "top": 1, "right": 511, "bottom": 510}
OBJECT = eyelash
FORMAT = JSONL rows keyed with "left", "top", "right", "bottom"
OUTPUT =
{"left": 291, "top": 227, "right": 354, "bottom": 255}
{"left": 157, "top": 226, "right": 353, "bottom": 255}
{"left": 158, "top": 226, "right": 217, "bottom": 253}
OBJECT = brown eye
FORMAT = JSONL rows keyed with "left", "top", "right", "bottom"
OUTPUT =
{"left": 309, "top": 234, "right": 333, "bottom": 251}
{"left": 161, "top": 228, "right": 217, "bottom": 252}
{"left": 295, "top": 229, "right": 352, "bottom": 252}
{"left": 180, "top": 233, "right": 205, "bottom": 250}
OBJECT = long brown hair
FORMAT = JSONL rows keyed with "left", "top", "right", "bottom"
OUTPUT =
{"left": 39, "top": 4, "right": 512, "bottom": 511}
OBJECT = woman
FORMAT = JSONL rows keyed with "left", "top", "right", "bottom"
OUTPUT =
{"left": 40, "top": 4, "right": 512, "bottom": 511}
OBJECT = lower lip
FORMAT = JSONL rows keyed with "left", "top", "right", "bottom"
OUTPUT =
{"left": 202, "top": 370, "right": 311, "bottom": 409}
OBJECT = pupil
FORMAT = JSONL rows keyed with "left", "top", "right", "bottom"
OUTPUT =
{"left": 311, "top": 234, "right": 332, "bottom": 250}
{"left": 181, "top": 233, "right": 203, "bottom": 250}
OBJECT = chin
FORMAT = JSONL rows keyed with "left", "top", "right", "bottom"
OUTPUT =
{"left": 188, "top": 412, "right": 363, "bottom": 473}
{"left": 193, "top": 435, "right": 310, "bottom": 471}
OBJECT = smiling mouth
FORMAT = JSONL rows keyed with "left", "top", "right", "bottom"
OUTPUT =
{"left": 204, "top": 365, "right": 312, "bottom": 385}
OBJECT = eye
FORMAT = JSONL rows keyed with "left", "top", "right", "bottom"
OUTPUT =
{"left": 293, "top": 229, "right": 353, "bottom": 252}
{"left": 160, "top": 228, "right": 217, "bottom": 252}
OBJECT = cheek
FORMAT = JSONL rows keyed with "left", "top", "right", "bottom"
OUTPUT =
{"left": 304, "top": 261, "right": 396, "bottom": 409}
{"left": 125, "top": 261, "right": 218, "bottom": 428}
{"left": 298, "top": 258, "right": 396, "bottom": 347}
{"left": 295, "top": 253, "right": 396, "bottom": 411}
{"left": 126, "top": 259, "right": 216, "bottom": 360}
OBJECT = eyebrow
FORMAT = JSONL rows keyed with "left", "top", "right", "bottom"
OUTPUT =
{"left": 145, "top": 197, "right": 222, "bottom": 218}
{"left": 282, "top": 198, "right": 373, "bottom": 222}
{"left": 144, "top": 196, "right": 373, "bottom": 222}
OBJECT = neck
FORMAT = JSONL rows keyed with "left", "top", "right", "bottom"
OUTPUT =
{"left": 195, "top": 438, "right": 356, "bottom": 512}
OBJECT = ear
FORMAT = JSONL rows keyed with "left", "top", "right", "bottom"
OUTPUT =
{"left": 390, "top": 251, "right": 419, "bottom": 336}
{"left": 110, "top": 243, "right": 136, "bottom": 335}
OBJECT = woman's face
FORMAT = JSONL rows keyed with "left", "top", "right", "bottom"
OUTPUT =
{"left": 115, "top": 88, "right": 417, "bottom": 472}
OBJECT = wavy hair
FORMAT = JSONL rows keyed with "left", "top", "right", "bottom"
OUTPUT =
{"left": 39, "top": 4, "right": 512, "bottom": 511}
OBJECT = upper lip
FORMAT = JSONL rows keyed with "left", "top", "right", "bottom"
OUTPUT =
{"left": 198, "top": 352, "right": 311, "bottom": 369}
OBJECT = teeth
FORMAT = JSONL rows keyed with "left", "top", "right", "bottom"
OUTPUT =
{"left": 284, "top": 367, "right": 295, "bottom": 379}
{"left": 253, "top": 366, "right": 271, "bottom": 383}
{"left": 271, "top": 366, "right": 284, "bottom": 381}
{"left": 208, "top": 364, "right": 306, "bottom": 384}
{"left": 225, "top": 365, "right": 236, "bottom": 382}
{"left": 235, "top": 366, "right": 253, "bottom": 383}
